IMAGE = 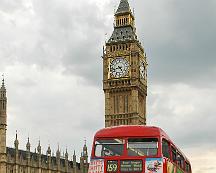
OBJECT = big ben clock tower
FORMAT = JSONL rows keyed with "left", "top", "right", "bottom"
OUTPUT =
{"left": 103, "top": 0, "right": 148, "bottom": 127}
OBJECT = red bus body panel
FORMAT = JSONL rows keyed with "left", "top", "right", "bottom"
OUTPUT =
{"left": 95, "top": 125, "right": 170, "bottom": 139}
{"left": 89, "top": 125, "right": 191, "bottom": 173}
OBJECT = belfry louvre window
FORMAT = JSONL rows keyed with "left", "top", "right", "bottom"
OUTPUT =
{"left": 124, "top": 95, "right": 128, "bottom": 113}
{"left": 116, "top": 96, "right": 119, "bottom": 113}
{"left": 113, "top": 96, "right": 119, "bottom": 113}
{"left": 114, "top": 96, "right": 116, "bottom": 113}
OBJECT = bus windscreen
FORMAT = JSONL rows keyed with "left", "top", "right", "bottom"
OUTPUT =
{"left": 95, "top": 139, "right": 124, "bottom": 157}
{"left": 127, "top": 138, "right": 158, "bottom": 156}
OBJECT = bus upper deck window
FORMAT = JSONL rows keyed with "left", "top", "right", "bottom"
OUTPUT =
{"left": 127, "top": 138, "right": 158, "bottom": 156}
{"left": 185, "top": 162, "right": 191, "bottom": 173}
{"left": 94, "top": 139, "right": 124, "bottom": 157}
{"left": 171, "top": 146, "right": 177, "bottom": 162}
{"left": 176, "top": 153, "right": 185, "bottom": 170}
{"left": 162, "top": 139, "right": 170, "bottom": 159}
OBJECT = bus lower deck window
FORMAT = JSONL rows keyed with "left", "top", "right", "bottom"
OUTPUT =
{"left": 127, "top": 138, "right": 158, "bottom": 156}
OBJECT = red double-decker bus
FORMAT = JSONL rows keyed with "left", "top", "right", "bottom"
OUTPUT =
{"left": 88, "top": 125, "right": 192, "bottom": 173}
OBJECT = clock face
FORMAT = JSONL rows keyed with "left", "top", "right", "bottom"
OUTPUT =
{"left": 110, "top": 57, "right": 129, "bottom": 78}
{"left": 140, "top": 61, "right": 146, "bottom": 79}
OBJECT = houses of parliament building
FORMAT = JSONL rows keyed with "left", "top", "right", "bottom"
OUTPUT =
{"left": 0, "top": 0, "right": 148, "bottom": 172}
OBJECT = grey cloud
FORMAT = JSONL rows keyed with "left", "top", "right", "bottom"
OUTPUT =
{"left": 30, "top": 0, "right": 110, "bottom": 84}
{"left": 6, "top": 66, "right": 104, "bottom": 155}
{"left": 0, "top": 0, "right": 110, "bottom": 85}
{"left": 0, "top": 0, "right": 24, "bottom": 12}
{"left": 1, "top": 0, "right": 216, "bottom": 86}
{"left": 147, "top": 84, "right": 216, "bottom": 149}
{"left": 133, "top": 0, "right": 216, "bottom": 87}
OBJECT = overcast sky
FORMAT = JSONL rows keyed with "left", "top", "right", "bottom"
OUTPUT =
{"left": 0, "top": 0, "right": 216, "bottom": 172}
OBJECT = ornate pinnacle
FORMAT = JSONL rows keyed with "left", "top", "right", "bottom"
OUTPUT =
{"left": 37, "top": 140, "right": 41, "bottom": 153}
{"left": 26, "top": 137, "right": 31, "bottom": 151}
{"left": 1, "top": 74, "right": 6, "bottom": 90}
{"left": 14, "top": 130, "right": 19, "bottom": 149}
{"left": 47, "top": 145, "right": 51, "bottom": 155}
{"left": 65, "top": 148, "right": 68, "bottom": 157}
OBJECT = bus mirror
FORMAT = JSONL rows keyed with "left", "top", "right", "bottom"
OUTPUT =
{"left": 95, "top": 145, "right": 102, "bottom": 157}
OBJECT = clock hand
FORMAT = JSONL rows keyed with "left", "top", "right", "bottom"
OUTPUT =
{"left": 118, "top": 66, "right": 123, "bottom": 72}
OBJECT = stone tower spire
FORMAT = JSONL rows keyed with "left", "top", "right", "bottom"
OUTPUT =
{"left": 14, "top": 131, "right": 19, "bottom": 149}
{"left": 116, "top": 0, "right": 131, "bottom": 14}
{"left": 0, "top": 75, "right": 7, "bottom": 173}
{"left": 65, "top": 148, "right": 69, "bottom": 172}
{"left": 26, "top": 137, "right": 31, "bottom": 151}
{"left": 37, "top": 140, "right": 42, "bottom": 171}
{"left": 26, "top": 137, "right": 31, "bottom": 173}
{"left": 82, "top": 140, "right": 88, "bottom": 173}
{"left": 47, "top": 145, "right": 51, "bottom": 156}
{"left": 73, "top": 150, "right": 77, "bottom": 173}
{"left": 65, "top": 148, "right": 68, "bottom": 159}
{"left": 56, "top": 144, "right": 61, "bottom": 171}
{"left": 47, "top": 145, "right": 52, "bottom": 170}
{"left": 14, "top": 131, "right": 19, "bottom": 173}
{"left": 113, "top": 0, "right": 136, "bottom": 32}
{"left": 103, "top": 0, "right": 148, "bottom": 127}
{"left": 82, "top": 139, "right": 88, "bottom": 158}
{"left": 37, "top": 140, "right": 41, "bottom": 154}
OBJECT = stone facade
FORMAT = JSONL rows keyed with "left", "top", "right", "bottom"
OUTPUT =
{"left": 0, "top": 79, "right": 89, "bottom": 173}
{"left": 103, "top": 0, "right": 148, "bottom": 127}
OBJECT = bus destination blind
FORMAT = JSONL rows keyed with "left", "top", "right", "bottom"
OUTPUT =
{"left": 120, "top": 160, "right": 142, "bottom": 172}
